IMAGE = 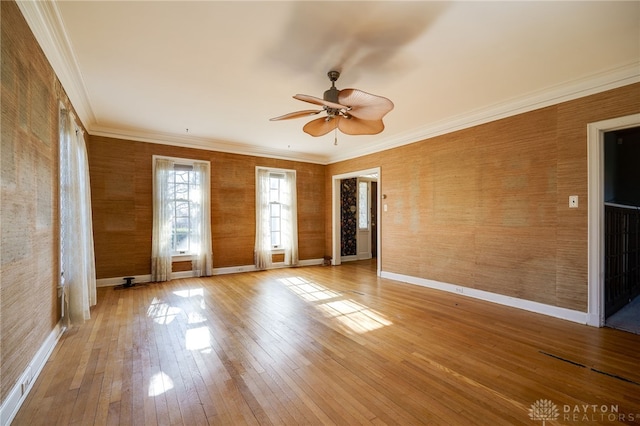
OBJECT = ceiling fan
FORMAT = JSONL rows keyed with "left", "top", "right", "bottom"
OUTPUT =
{"left": 270, "top": 71, "right": 394, "bottom": 137}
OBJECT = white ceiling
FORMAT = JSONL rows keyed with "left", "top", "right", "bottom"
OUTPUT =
{"left": 20, "top": 1, "right": 640, "bottom": 164}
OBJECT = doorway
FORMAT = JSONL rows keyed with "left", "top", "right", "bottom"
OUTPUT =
{"left": 602, "top": 126, "right": 640, "bottom": 333}
{"left": 332, "top": 167, "right": 381, "bottom": 276}
{"left": 587, "top": 113, "right": 640, "bottom": 329}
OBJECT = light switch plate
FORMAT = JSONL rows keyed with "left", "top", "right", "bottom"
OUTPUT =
{"left": 569, "top": 195, "right": 578, "bottom": 208}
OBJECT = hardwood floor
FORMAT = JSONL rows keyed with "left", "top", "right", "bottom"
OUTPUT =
{"left": 13, "top": 260, "right": 640, "bottom": 425}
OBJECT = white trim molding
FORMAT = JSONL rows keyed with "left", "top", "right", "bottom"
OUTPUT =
{"left": 16, "top": 2, "right": 640, "bottom": 166}
{"left": 586, "top": 113, "right": 640, "bottom": 327}
{"left": 16, "top": 0, "right": 95, "bottom": 127}
{"left": 328, "top": 62, "right": 640, "bottom": 164}
{"left": 0, "top": 321, "right": 65, "bottom": 426}
{"left": 381, "top": 271, "right": 589, "bottom": 325}
{"left": 96, "top": 259, "right": 325, "bottom": 287}
{"left": 331, "top": 168, "right": 382, "bottom": 276}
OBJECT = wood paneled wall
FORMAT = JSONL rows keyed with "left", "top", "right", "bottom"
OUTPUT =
{"left": 87, "top": 137, "right": 326, "bottom": 279}
{"left": 0, "top": 1, "right": 62, "bottom": 403}
{"left": 327, "top": 83, "right": 640, "bottom": 312}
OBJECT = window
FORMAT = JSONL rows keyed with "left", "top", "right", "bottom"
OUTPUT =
{"left": 168, "top": 164, "right": 199, "bottom": 255}
{"left": 269, "top": 173, "right": 284, "bottom": 248}
{"left": 59, "top": 107, "right": 96, "bottom": 324}
{"left": 255, "top": 167, "right": 298, "bottom": 269}
{"left": 358, "top": 180, "right": 369, "bottom": 230}
{"left": 151, "top": 156, "right": 212, "bottom": 281}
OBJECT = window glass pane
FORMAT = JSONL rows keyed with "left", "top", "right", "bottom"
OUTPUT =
{"left": 267, "top": 173, "right": 285, "bottom": 248}
{"left": 359, "top": 181, "right": 368, "bottom": 229}
{"left": 175, "top": 201, "right": 190, "bottom": 217}
{"left": 174, "top": 183, "right": 189, "bottom": 199}
{"left": 175, "top": 232, "right": 189, "bottom": 252}
{"left": 175, "top": 217, "right": 190, "bottom": 234}
{"left": 175, "top": 170, "right": 190, "bottom": 184}
{"left": 271, "top": 231, "right": 281, "bottom": 247}
{"left": 170, "top": 166, "right": 198, "bottom": 254}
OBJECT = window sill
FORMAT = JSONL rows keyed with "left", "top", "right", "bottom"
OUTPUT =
{"left": 172, "top": 254, "right": 193, "bottom": 262}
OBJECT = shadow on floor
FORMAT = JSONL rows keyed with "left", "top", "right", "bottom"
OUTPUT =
{"left": 606, "top": 295, "right": 640, "bottom": 334}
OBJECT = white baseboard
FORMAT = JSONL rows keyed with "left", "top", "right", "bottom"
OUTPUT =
{"left": 0, "top": 321, "right": 65, "bottom": 426}
{"left": 380, "top": 271, "right": 589, "bottom": 325}
{"left": 96, "top": 258, "right": 325, "bottom": 287}
{"left": 96, "top": 270, "right": 193, "bottom": 287}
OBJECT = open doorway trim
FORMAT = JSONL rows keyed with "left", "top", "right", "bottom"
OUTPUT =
{"left": 332, "top": 167, "right": 381, "bottom": 276}
{"left": 587, "top": 113, "right": 640, "bottom": 326}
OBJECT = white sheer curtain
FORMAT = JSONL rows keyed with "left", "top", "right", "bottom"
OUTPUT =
{"left": 281, "top": 171, "right": 299, "bottom": 266}
{"left": 151, "top": 158, "right": 174, "bottom": 282}
{"left": 192, "top": 161, "right": 213, "bottom": 276}
{"left": 59, "top": 108, "right": 96, "bottom": 325}
{"left": 254, "top": 168, "right": 298, "bottom": 270}
{"left": 254, "top": 168, "right": 273, "bottom": 269}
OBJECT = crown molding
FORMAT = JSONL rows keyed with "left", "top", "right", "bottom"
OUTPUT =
{"left": 18, "top": 1, "right": 639, "bottom": 166}
{"left": 90, "top": 126, "right": 330, "bottom": 165}
{"left": 326, "top": 61, "right": 640, "bottom": 164}
{"left": 17, "top": 0, "right": 96, "bottom": 126}
{"left": 93, "top": 61, "right": 639, "bottom": 167}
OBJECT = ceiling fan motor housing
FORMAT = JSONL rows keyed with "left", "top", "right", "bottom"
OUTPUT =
{"left": 324, "top": 71, "right": 343, "bottom": 117}
{"left": 323, "top": 86, "right": 340, "bottom": 105}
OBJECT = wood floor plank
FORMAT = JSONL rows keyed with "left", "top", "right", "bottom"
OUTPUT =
{"left": 12, "top": 260, "right": 640, "bottom": 425}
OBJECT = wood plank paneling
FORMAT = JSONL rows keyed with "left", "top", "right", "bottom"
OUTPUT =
{"left": 13, "top": 261, "right": 640, "bottom": 424}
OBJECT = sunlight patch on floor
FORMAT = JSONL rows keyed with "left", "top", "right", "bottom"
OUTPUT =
{"left": 148, "top": 371, "right": 174, "bottom": 397}
{"left": 147, "top": 297, "right": 182, "bottom": 324}
{"left": 173, "top": 288, "right": 204, "bottom": 298}
{"left": 279, "top": 276, "right": 392, "bottom": 333}
{"left": 319, "top": 299, "right": 392, "bottom": 333}
{"left": 186, "top": 325, "right": 212, "bottom": 353}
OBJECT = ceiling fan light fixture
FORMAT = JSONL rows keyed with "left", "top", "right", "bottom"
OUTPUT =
{"left": 270, "top": 70, "right": 393, "bottom": 138}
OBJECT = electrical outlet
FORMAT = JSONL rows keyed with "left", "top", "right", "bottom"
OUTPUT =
{"left": 569, "top": 195, "right": 578, "bottom": 208}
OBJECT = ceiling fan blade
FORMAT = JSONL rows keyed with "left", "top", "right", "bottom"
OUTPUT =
{"left": 270, "top": 110, "right": 322, "bottom": 121}
{"left": 294, "top": 94, "right": 347, "bottom": 110}
{"left": 338, "top": 117, "right": 385, "bottom": 135}
{"left": 338, "top": 89, "right": 394, "bottom": 121}
{"left": 303, "top": 116, "right": 339, "bottom": 137}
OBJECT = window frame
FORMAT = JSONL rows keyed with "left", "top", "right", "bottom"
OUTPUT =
{"left": 152, "top": 155, "right": 208, "bottom": 259}
{"left": 256, "top": 166, "right": 296, "bottom": 253}
{"left": 358, "top": 180, "right": 370, "bottom": 231}
{"left": 269, "top": 172, "right": 285, "bottom": 250}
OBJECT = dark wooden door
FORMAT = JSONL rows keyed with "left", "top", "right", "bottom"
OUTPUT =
{"left": 605, "top": 204, "right": 640, "bottom": 317}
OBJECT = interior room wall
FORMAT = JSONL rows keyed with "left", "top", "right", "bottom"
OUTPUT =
{"left": 326, "top": 83, "right": 640, "bottom": 313}
{"left": 0, "top": 0, "right": 70, "bottom": 404}
{"left": 87, "top": 136, "right": 326, "bottom": 279}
